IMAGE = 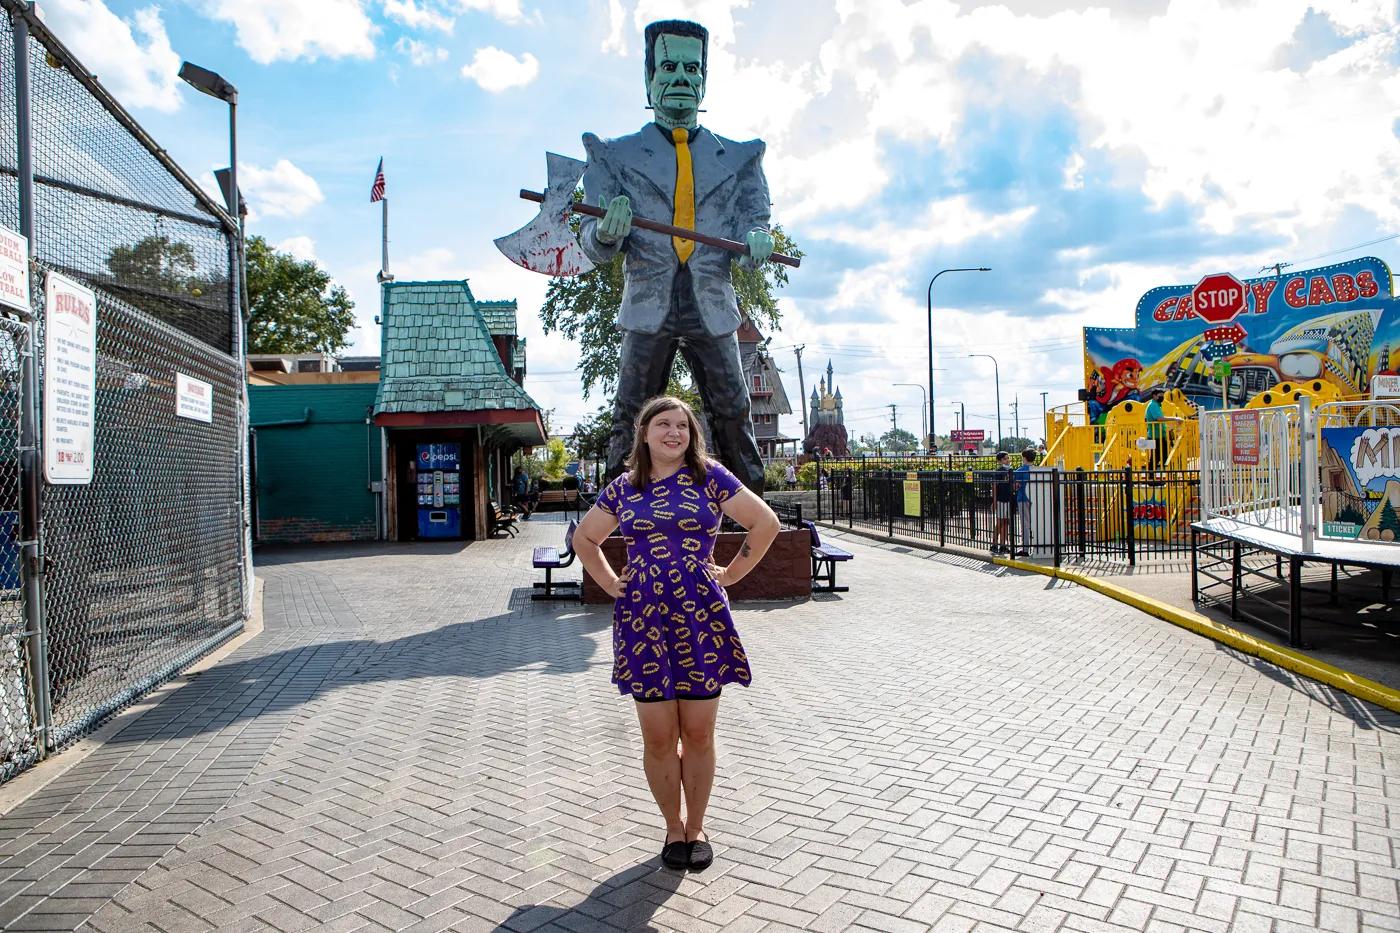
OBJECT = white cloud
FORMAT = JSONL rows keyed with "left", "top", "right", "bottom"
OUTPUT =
{"left": 39, "top": 1, "right": 182, "bottom": 112}
{"left": 454, "top": 0, "right": 524, "bottom": 21}
{"left": 384, "top": 0, "right": 455, "bottom": 32}
{"left": 240, "top": 160, "right": 325, "bottom": 219}
{"left": 601, "top": 0, "right": 627, "bottom": 55}
{"left": 460, "top": 47, "right": 539, "bottom": 91}
{"left": 276, "top": 236, "right": 319, "bottom": 262}
{"left": 196, "top": 0, "right": 376, "bottom": 63}
{"left": 396, "top": 37, "right": 449, "bottom": 65}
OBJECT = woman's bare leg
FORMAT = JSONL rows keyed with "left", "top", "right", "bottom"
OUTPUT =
{"left": 634, "top": 701, "right": 685, "bottom": 841}
{"left": 677, "top": 697, "right": 720, "bottom": 841}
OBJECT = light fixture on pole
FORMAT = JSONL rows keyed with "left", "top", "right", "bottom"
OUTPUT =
{"left": 968, "top": 353, "right": 1002, "bottom": 449}
{"left": 893, "top": 382, "right": 928, "bottom": 453}
{"left": 178, "top": 61, "right": 244, "bottom": 318}
{"left": 926, "top": 267, "right": 991, "bottom": 455}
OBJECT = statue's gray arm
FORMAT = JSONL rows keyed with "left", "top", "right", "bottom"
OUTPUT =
{"left": 732, "top": 141, "right": 772, "bottom": 249}
{"left": 579, "top": 137, "right": 624, "bottom": 264}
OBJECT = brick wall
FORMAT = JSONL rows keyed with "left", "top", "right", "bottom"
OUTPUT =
{"left": 258, "top": 517, "right": 378, "bottom": 544}
{"left": 582, "top": 528, "right": 811, "bottom": 603}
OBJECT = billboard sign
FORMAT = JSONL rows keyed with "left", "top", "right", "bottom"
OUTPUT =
{"left": 1319, "top": 425, "right": 1400, "bottom": 542}
{"left": 1084, "top": 256, "right": 1398, "bottom": 420}
{"left": 950, "top": 429, "right": 985, "bottom": 443}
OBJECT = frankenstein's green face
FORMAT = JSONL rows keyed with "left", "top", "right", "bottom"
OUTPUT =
{"left": 647, "top": 34, "right": 705, "bottom": 129}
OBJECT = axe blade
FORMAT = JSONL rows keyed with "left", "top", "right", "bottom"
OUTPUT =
{"left": 494, "top": 152, "right": 595, "bottom": 277}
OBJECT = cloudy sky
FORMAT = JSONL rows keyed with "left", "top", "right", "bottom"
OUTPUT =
{"left": 48, "top": 0, "right": 1400, "bottom": 443}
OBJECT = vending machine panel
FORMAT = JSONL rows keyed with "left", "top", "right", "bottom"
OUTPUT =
{"left": 416, "top": 443, "right": 461, "bottom": 538}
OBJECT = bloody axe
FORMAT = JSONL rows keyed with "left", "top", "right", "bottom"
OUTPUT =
{"left": 494, "top": 153, "right": 801, "bottom": 276}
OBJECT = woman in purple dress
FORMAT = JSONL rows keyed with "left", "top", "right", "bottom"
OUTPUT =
{"left": 575, "top": 396, "right": 780, "bottom": 872}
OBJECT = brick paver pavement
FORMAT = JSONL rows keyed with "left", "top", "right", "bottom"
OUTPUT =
{"left": 0, "top": 515, "right": 1395, "bottom": 932}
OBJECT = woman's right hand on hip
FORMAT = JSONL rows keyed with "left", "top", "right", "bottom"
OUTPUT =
{"left": 602, "top": 567, "right": 631, "bottom": 600}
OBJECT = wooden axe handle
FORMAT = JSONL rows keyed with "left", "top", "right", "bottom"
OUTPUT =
{"left": 519, "top": 190, "right": 800, "bottom": 268}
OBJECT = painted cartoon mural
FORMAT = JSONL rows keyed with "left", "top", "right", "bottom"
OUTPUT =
{"left": 1083, "top": 257, "right": 1400, "bottom": 423}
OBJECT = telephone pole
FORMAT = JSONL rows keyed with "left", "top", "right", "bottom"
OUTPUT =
{"left": 794, "top": 345, "right": 808, "bottom": 444}
{"left": 1012, "top": 394, "right": 1020, "bottom": 443}
{"left": 889, "top": 403, "right": 898, "bottom": 439}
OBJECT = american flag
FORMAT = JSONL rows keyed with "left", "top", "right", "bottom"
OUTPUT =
{"left": 369, "top": 158, "right": 386, "bottom": 203}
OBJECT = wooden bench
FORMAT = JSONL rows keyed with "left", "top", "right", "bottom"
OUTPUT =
{"left": 804, "top": 520, "right": 853, "bottom": 593}
{"left": 532, "top": 520, "right": 581, "bottom": 601}
{"left": 490, "top": 501, "right": 519, "bottom": 538}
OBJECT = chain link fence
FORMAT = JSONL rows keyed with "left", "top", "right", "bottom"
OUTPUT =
{"left": 0, "top": 3, "right": 248, "bottom": 771}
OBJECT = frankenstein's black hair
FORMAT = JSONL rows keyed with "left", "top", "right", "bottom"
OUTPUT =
{"left": 643, "top": 20, "right": 709, "bottom": 81}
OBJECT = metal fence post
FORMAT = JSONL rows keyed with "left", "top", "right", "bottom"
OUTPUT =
{"left": 1052, "top": 467, "right": 1062, "bottom": 568}
{"left": 1124, "top": 466, "right": 1136, "bottom": 566}
{"left": 1075, "top": 467, "right": 1087, "bottom": 559}
{"left": 937, "top": 470, "right": 946, "bottom": 548}
{"left": 794, "top": 502, "right": 802, "bottom": 528}
{"left": 11, "top": 8, "right": 51, "bottom": 757}
{"left": 886, "top": 472, "right": 894, "bottom": 538}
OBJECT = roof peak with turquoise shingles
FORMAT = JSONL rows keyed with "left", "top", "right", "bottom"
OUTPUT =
{"left": 374, "top": 280, "right": 540, "bottom": 417}
{"left": 476, "top": 299, "right": 519, "bottom": 338}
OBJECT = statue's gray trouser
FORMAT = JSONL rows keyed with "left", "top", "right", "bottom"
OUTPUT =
{"left": 607, "top": 264, "right": 765, "bottom": 493}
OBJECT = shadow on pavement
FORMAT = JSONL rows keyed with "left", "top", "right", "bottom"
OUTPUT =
{"left": 103, "top": 605, "right": 612, "bottom": 746}
{"left": 492, "top": 862, "right": 686, "bottom": 932}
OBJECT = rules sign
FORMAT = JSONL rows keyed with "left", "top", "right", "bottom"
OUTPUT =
{"left": 1230, "top": 410, "right": 1260, "bottom": 466}
{"left": 43, "top": 271, "right": 96, "bottom": 484}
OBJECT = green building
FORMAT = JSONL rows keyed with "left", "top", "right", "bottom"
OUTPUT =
{"left": 248, "top": 280, "right": 544, "bottom": 544}
{"left": 250, "top": 382, "right": 382, "bottom": 543}
{"left": 374, "top": 281, "right": 545, "bottom": 541}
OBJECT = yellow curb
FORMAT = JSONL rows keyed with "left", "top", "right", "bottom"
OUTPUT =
{"left": 995, "top": 557, "right": 1400, "bottom": 714}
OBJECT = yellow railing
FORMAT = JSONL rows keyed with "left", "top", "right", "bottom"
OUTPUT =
{"left": 1044, "top": 401, "right": 1199, "bottom": 472}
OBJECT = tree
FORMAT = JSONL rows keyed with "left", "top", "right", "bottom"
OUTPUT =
{"left": 997, "top": 435, "right": 1036, "bottom": 453}
{"left": 878, "top": 428, "right": 919, "bottom": 451}
{"left": 245, "top": 235, "right": 356, "bottom": 355}
{"left": 543, "top": 437, "right": 569, "bottom": 480}
{"left": 107, "top": 235, "right": 221, "bottom": 327}
{"left": 539, "top": 206, "right": 804, "bottom": 400}
{"left": 1379, "top": 498, "right": 1400, "bottom": 541}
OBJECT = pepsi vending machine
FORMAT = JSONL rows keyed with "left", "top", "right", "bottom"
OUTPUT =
{"left": 414, "top": 443, "right": 461, "bottom": 538}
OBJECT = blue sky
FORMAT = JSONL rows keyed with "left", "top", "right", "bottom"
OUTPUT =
{"left": 46, "top": 0, "right": 1400, "bottom": 443}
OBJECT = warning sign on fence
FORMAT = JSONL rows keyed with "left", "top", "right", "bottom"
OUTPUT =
{"left": 903, "top": 472, "right": 920, "bottom": 517}
{"left": 1230, "top": 410, "right": 1260, "bottom": 465}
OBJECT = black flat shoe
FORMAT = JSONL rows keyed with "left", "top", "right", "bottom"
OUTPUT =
{"left": 687, "top": 835, "right": 713, "bottom": 871}
{"left": 661, "top": 839, "right": 691, "bottom": 870}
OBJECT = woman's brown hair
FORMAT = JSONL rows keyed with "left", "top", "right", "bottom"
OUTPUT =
{"left": 626, "top": 396, "right": 710, "bottom": 490}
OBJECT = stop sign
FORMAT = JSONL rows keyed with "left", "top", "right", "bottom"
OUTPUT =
{"left": 1192, "top": 272, "right": 1248, "bottom": 325}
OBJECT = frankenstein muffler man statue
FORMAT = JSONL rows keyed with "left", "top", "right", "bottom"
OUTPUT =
{"left": 581, "top": 20, "right": 774, "bottom": 494}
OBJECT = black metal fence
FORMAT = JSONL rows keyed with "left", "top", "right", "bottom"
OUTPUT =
{"left": 769, "top": 468, "right": 1199, "bottom": 565}
{"left": 0, "top": 2, "right": 247, "bottom": 776}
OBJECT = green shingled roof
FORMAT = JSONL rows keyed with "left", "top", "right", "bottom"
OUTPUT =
{"left": 476, "top": 299, "right": 518, "bottom": 337}
{"left": 374, "top": 282, "right": 542, "bottom": 441}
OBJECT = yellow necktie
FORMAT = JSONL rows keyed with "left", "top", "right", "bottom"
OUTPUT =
{"left": 672, "top": 127, "right": 695, "bottom": 263}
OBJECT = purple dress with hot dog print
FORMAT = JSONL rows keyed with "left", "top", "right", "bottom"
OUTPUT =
{"left": 594, "top": 461, "right": 753, "bottom": 700}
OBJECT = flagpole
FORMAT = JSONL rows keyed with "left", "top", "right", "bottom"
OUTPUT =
{"left": 381, "top": 195, "right": 390, "bottom": 279}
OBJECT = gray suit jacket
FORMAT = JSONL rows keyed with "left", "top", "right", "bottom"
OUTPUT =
{"left": 578, "top": 123, "right": 771, "bottom": 338}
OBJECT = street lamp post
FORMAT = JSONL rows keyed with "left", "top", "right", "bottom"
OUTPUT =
{"left": 179, "top": 60, "right": 251, "bottom": 599}
{"left": 1040, "top": 390, "right": 1049, "bottom": 443}
{"left": 892, "top": 383, "right": 927, "bottom": 453}
{"left": 927, "top": 267, "right": 991, "bottom": 456}
{"left": 968, "top": 353, "right": 1002, "bottom": 450}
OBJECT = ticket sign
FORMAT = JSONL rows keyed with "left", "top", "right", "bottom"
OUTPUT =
{"left": 0, "top": 226, "right": 29, "bottom": 313}
{"left": 1230, "top": 410, "right": 1260, "bottom": 466}
{"left": 903, "top": 471, "right": 920, "bottom": 517}
{"left": 42, "top": 271, "right": 96, "bottom": 484}
{"left": 176, "top": 373, "right": 213, "bottom": 423}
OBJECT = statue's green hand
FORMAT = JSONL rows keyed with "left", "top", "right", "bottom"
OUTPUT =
{"left": 740, "top": 228, "right": 774, "bottom": 267}
{"left": 596, "top": 194, "right": 633, "bottom": 245}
